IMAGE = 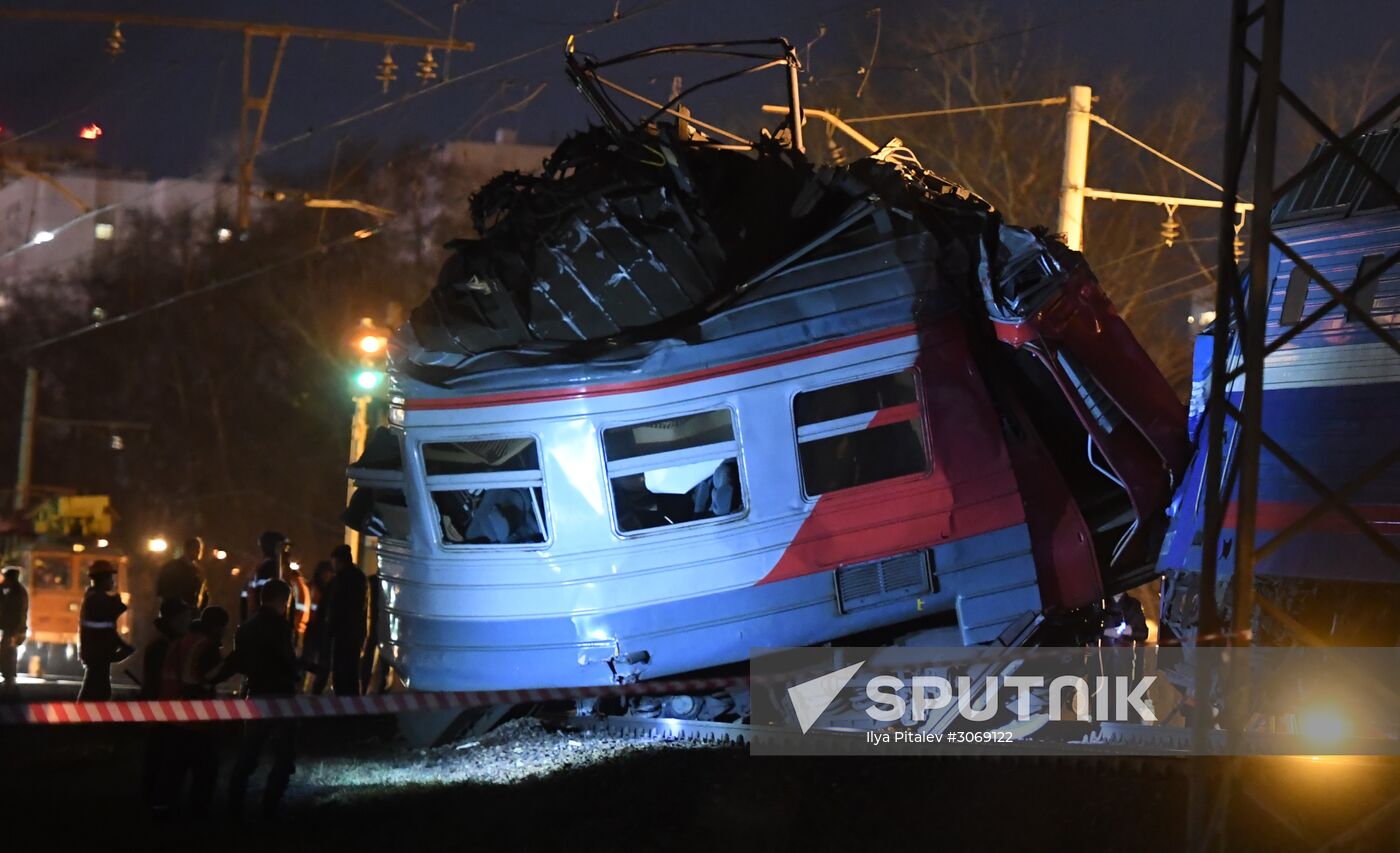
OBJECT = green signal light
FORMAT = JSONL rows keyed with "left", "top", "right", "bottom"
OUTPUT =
{"left": 355, "top": 369, "right": 384, "bottom": 390}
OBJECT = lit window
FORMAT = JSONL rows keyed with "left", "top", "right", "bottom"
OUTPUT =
{"left": 423, "top": 437, "right": 547, "bottom": 545}
{"left": 794, "top": 370, "right": 928, "bottom": 497}
{"left": 94, "top": 222, "right": 114, "bottom": 240}
{"left": 603, "top": 410, "right": 744, "bottom": 533}
{"left": 32, "top": 558, "right": 71, "bottom": 589}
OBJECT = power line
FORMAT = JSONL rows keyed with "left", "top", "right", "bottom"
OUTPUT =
{"left": 844, "top": 96, "right": 1067, "bottom": 124}
{"left": 258, "top": 0, "right": 674, "bottom": 159}
{"left": 3, "top": 1, "right": 665, "bottom": 266}
{"left": 6, "top": 227, "right": 376, "bottom": 358}
{"left": 5, "top": 2, "right": 677, "bottom": 355}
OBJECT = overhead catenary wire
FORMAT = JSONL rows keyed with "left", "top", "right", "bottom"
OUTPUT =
{"left": 1088, "top": 112, "right": 1226, "bottom": 194}
{"left": 844, "top": 96, "right": 1068, "bottom": 124}
{"left": 2, "top": 0, "right": 670, "bottom": 267}
{"left": 6, "top": 226, "right": 378, "bottom": 358}
{"left": 4, "top": 1, "right": 676, "bottom": 355}
{"left": 258, "top": 0, "right": 675, "bottom": 159}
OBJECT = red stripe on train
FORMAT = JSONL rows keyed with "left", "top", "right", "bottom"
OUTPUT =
{"left": 405, "top": 323, "right": 919, "bottom": 411}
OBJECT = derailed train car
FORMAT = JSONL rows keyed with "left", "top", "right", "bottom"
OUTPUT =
{"left": 345, "top": 40, "right": 1187, "bottom": 691}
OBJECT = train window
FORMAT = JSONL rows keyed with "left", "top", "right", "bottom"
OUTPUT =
{"left": 422, "top": 437, "right": 548, "bottom": 546}
{"left": 794, "top": 370, "right": 928, "bottom": 497}
{"left": 346, "top": 427, "right": 411, "bottom": 542}
{"left": 343, "top": 488, "right": 414, "bottom": 541}
{"left": 603, "top": 410, "right": 745, "bottom": 533}
{"left": 423, "top": 437, "right": 539, "bottom": 475}
{"left": 1348, "top": 255, "right": 1385, "bottom": 322}
{"left": 33, "top": 558, "right": 71, "bottom": 589}
{"left": 1280, "top": 267, "right": 1309, "bottom": 326}
{"left": 351, "top": 427, "right": 403, "bottom": 472}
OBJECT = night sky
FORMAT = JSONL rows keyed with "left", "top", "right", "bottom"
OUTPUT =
{"left": 2, "top": 0, "right": 1397, "bottom": 181}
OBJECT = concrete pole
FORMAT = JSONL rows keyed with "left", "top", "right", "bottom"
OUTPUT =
{"left": 14, "top": 367, "right": 37, "bottom": 513}
{"left": 1057, "top": 85, "right": 1093, "bottom": 252}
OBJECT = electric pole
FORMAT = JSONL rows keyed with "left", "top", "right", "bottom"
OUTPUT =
{"left": 14, "top": 368, "right": 38, "bottom": 513}
{"left": 1057, "top": 85, "right": 1093, "bottom": 252}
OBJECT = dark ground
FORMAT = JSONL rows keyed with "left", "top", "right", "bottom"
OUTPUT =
{"left": 2, "top": 714, "right": 1397, "bottom": 852}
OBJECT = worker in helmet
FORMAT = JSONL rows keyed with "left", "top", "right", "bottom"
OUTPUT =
{"left": 77, "top": 559, "right": 134, "bottom": 701}
{"left": 0, "top": 566, "right": 28, "bottom": 697}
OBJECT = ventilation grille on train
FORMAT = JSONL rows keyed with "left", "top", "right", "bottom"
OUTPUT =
{"left": 835, "top": 551, "right": 932, "bottom": 613}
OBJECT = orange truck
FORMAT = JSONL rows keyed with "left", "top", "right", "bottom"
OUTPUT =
{"left": 7, "top": 496, "right": 132, "bottom": 676}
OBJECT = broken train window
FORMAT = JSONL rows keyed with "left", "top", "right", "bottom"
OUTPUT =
{"left": 423, "top": 437, "right": 547, "bottom": 546}
{"left": 344, "top": 427, "right": 412, "bottom": 542}
{"left": 602, "top": 409, "right": 745, "bottom": 533}
{"left": 794, "top": 370, "right": 929, "bottom": 497}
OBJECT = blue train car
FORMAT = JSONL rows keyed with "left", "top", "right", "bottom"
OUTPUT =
{"left": 1159, "top": 124, "right": 1400, "bottom": 644}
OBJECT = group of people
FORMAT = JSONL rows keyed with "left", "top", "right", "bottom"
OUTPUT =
{"left": 72, "top": 531, "right": 373, "bottom": 821}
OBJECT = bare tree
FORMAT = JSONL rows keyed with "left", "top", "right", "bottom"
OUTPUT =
{"left": 800, "top": 4, "right": 1224, "bottom": 389}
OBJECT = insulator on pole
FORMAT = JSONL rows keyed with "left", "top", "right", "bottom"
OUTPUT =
{"left": 376, "top": 46, "right": 398, "bottom": 93}
{"left": 416, "top": 46, "right": 438, "bottom": 85}
{"left": 1161, "top": 204, "right": 1180, "bottom": 248}
{"left": 105, "top": 22, "right": 125, "bottom": 57}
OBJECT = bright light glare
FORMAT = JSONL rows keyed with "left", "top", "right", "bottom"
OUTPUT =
{"left": 96, "top": 538, "right": 109, "bottom": 548}
{"left": 289, "top": 561, "right": 301, "bottom": 572}
{"left": 1299, "top": 707, "right": 1349, "bottom": 749}
{"left": 32, "top": 231, "right": 55, "bottom": 244}
{"left": 358, "top": 335, "right": 386, "bottom": 354}
{"left": 147, "top": 536, "right": 169, "bottom": 554}
{"left": 216, "top": 227, "right": 233, "bottom": 243}
{"left": 71, "top": 543, "right": 85, "bottom": 553}
{"left": 213, "top": 549, "right": 228, "bottom": 560}
{"left": 79, "top": 123, "right": 103, "bottom": 140}
{"left": 355, "top": 370, "right": 382, "bottom": 390}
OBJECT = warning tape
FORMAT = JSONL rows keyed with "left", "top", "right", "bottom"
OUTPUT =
{"left": 0, "top": 675, "right": 746, "bottom": 726}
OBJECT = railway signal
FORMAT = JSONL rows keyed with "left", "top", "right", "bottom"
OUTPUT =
{"left": 344, "top": 316, "right": 391, "bottom": 560}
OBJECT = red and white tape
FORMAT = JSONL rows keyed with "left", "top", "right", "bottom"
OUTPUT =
{"left": 0, "top": 675, "right": 745, "bottom": 726}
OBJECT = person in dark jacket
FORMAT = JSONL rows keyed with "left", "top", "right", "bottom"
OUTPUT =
{"left": 211, "top": 580, "right": 299, "bottom": 820}
{"left": 305, "top": 560, "right": 334, "bottom": 695}
{"left": 156, "top": 537, "right": 209, "bottom": 610}
{"left": 141, "top": 598, "right": 192, "bottom": 815}
{"left": 240, "top": 530, "right": 288, "bottom": 623}
{"left": 168, "top": 605, "right": 229, "bottom": 817}
{"left": 77, "top": 560, "right": 134, "bottom": 701}
{"left": 361, "top": 564, "right": 390, "bottom": 694}
{"left": 0, "top": 566, "right": 28, "bottom": 697}
{"left": 324, "top": 545, "right": 367, "bottom": 697}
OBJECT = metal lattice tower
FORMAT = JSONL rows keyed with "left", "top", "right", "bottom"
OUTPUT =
{"left": 1190, "top": 0, "right": 1400, "bottom": 847}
